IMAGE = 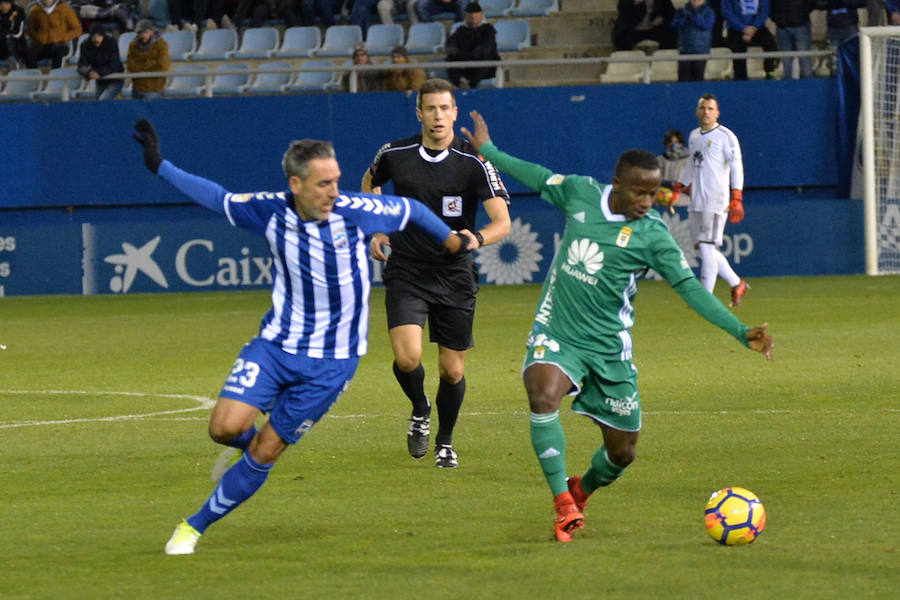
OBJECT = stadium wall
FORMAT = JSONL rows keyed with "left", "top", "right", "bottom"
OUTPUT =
{"left": 0, "top": 79, "right": 862, "bottom": 296}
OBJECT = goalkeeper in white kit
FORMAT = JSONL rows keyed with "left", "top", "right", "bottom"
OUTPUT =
{"left": 676, "top": 93, "right": 750, "bottom": 307}
{"left": 460, "top": 109, "right": 774, "bottom": 543}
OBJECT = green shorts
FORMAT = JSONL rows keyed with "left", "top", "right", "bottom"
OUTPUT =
{"left": 522, "top": 330, "right": 641, "bottom": 432}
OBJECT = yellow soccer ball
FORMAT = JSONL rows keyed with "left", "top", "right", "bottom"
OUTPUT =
{"left": 704, "top": 487, "right": 766, "bottom": 545}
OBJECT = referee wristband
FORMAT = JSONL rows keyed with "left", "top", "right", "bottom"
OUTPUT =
{"left": 474, "top": 231, "right": 484, "bottom": 246}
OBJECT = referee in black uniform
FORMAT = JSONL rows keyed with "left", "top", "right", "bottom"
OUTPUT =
{"left": 362, "top": 78, "right": 510, "bottom": 468}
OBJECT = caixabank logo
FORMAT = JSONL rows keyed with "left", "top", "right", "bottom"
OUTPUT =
{"left": 83, "top": 223, "right": 273, "bottom": 294}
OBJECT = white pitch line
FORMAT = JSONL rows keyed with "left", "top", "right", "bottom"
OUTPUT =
{"left": 0, "top": 390, "right": 215, "bottom": 429}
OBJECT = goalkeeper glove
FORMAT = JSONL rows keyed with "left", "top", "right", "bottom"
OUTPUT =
{"left": 132, "top": 118, "right": 163, "bottom": 174}
{"left": 728, "top": 190, "right": 744, "bottom": 223}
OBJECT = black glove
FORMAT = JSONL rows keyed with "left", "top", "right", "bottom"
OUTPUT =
{"left": 132, "top": 118, "right": 163, "bottom": 174}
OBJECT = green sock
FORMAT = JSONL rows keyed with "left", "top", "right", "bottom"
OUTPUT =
{"left": 530, "top": 411, "right": 568, "bottom": 496}
{"left": 581, "top": 446, "right": 626, "bottom": 495}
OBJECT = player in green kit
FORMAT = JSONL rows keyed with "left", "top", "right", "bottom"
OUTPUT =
{"left": 461, "top": 111, "right": 774, "bottom": 543}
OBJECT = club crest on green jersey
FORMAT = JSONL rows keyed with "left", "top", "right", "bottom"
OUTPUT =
{"left": 616, "top": 226, "right": 632, "bottom": 248}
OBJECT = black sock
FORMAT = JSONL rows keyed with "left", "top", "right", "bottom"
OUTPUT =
{"left": 435, "top": 376, "right": 465, "bottom": 447}
{"left": 392, "top": 361, "right": 430, "bottom": 417}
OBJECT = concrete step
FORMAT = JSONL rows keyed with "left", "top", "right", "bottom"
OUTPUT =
{"left": 561, "top": 0, "right": 618, "bottom": 13}
{"left": 527, "top": 11, "right": 615, "bottom": 47}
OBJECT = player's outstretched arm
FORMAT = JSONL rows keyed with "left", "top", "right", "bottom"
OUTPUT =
{"left": 746, "top": 323, "right": 774, "bottom": 361}
{"left": 460, "top": 110, "right": 491, "bottom": 152}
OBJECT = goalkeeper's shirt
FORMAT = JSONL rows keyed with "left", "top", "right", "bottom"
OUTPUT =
{"left": 478, "top": 142, "right": 750, "bottom": 360}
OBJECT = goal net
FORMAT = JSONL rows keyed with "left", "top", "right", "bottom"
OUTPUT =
{"left": 860, "top": 27, "right": 900, "bottom": 275}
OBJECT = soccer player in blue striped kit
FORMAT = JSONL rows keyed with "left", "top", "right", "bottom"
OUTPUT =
{"left": 131, "top": 119, "right": 474, "bottom": 555}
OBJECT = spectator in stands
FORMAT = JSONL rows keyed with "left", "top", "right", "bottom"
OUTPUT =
{"left": 657, "top": 129, "right": 690, "bottom": 194}
{"left": 342, "top": 41, "right": 382, "bottom": 92}
{"left": 815, "top": 0, "right": 866, "bottom": 72}
{"left": 377, "top": 0, "right": 419, "bottom": 24}
{"left": 888, "top": 0, "right": 900, "bottom": 24}
{"left": 25, "top": 0, "right": 82, "bottom": 69}
{"left": 445, "top": 2, "right": 500, "bottom": 89}
{"left": 304, "top": 0, "right": 339, "bottom": 26}
{"left": 415, "top": 0, "right": 464, "bottom": 22}
{"left": 77, "top": 22, "right": 124, "bottom": 99}
{"left": 0, "top": 0, "right": 26, "bottom": 70}
{"left": 770, "top": 0, "right": 815, "bottom": 79}
{"left": 350, "top": 0, "right": 380, "bottom": 33}
{"left": 722, "top": 0, "right": 779, "bottom": 79}
{"left": 69, "top": 0, "right": 140, "bottom": 33}
{"left": 233, "top": 0, "right": 305, "bottom": 30}
{"left": 127, "top": 18, "right": 169, "bottom": 99}
{"left": 612, "top": 0, "right": 678, "bottom": 51}
{"left": 672, "top": 0, "right": 715, "bottom": 81}
{"left": 193, "top": 0, "right": 229, "bottom": 30}
{"left": 382, "top": 44, "right": 425, "bottom": 91}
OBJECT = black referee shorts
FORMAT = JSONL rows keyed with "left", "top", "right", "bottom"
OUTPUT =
{"left": 383, "top": 258, "right": 479, "bottom": 351}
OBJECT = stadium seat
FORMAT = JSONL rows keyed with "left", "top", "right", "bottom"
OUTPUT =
{"left": 118, "top": 31, "right": 136, "bottom": 62}
{"left": 599, "top": 50, "right": 647, "bottom": 83}
{"left": 272, "top": 26, "right": 322, "bottom": 58}
{"left": 746, "top": 46, "right": 783, "bottom": 79}
{"left": 649, "top": 48, "right": 679, "bottom": 82}
{"left": 365, "top": 23, "right": 404, "bottom": 56}
{"left": 509, "top": 0, "right": 558, "bottom": 16}
{"left": 405, "top": 23, "right": 445, "bottom": 54}
{"left": 68, "top": 33, "right": 89, "bottom": 65}
{"left": 189, "top": 29, "right": 238, "bottom": 61}
{"left": 311, "top": 25, "right": 363, "bottom": 57}
{"left": 479, "top": 0, "right": 514, "bottom": 18}
{"left": 161, "top": 29, "right": 196, "bottom": 62}
{"left": 31, "top": 67, "right": 82, "bottom": 100}
{"left": 229, "top": 27, "right": 279, "bottom": 60}
{"left": 244, "top": 61, "right": 293, "bottom": 93}
{"left": 705, "top": 47, "right": 733, "bottom": 80}
{"left": 0, "top": 69, "right": 44, "bottom": 100}
{"left": 494, "top": 19, "right": 530, "bottom": 51}
{"left": 284, "top": 60, "right": 340, "bottom": 92}
{"left": 165, "top": 63, "right": 209, "bottom": 96}
{"left": 210, "top": 63, "right": 251, "bottom": 95}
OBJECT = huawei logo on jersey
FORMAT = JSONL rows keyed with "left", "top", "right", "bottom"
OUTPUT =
{"left": 561, "top": 238, "right": 603, "bottom": 285}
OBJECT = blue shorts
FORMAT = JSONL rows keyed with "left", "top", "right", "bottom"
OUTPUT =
{"left": 219, "top": 337, "right": 360, "bottom": 444}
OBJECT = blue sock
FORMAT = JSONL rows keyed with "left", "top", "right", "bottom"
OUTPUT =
{"left": 187, "top": 453, "right": 272, "bottom": 534}
{"left": 224, "top": 424, "right": 257, "bottom": 450}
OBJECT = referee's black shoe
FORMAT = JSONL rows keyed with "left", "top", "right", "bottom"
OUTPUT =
{"left": 407, "top": 415, "right": 430, "bottom": 459}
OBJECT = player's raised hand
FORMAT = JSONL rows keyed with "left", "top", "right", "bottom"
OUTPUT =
{"left": 132, "top": 118, "right": 163, "bottom": 174}
{"left": 746, "top": 323, "right": 773, "bottom": 361}
{"left": 460, "top": 110, "right": 491, "bottom": 152}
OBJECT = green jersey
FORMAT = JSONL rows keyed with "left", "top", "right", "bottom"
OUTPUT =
{"left": 478, "top": 142, "right": 750, "bottom": 358}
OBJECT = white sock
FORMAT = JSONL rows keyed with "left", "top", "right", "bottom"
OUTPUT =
{"left": 698, "top": 243, "right": 717, "bottom": 292}
{"left": 714, "top": 249, "right": 741, "bottom": 287}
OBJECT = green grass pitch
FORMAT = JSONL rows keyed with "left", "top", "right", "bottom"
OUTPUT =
{"left": 1, "top": 275, "right": 898, "bottom": 599}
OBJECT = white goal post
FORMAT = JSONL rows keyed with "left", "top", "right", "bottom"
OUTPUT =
{"left": 860, "top": 27, "right": 900, "bottom": 275}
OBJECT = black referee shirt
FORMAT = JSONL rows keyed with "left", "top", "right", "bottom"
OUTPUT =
{"left": 368, "top": 134, "right": 509, "bottom": 265}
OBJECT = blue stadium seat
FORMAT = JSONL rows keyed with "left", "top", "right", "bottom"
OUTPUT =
{"left": 494, "top": 19, "right": 531, "bottom": 51}
{"left": 165, "top": 63, "right": 209, "bottom": 96}
{"left": 405, "top": 23, "right": 445, "bottom": 54}
{"left": 272, "top": 26, "right": 321, "bottom": 58}
{"left": 0, "top": 69, "right": 44, "bottom": 100}
{"left": 69, "top": 33, "right": 89, "bottom": 65}
{"left": 284, "top": 60, "right": 340, "bottom": 92}
{"left": 162, "top": 29, "right": 197, "bottom": 61}
{"left": 210, "top": 63, "right": 251, "bottom": 94}
{"left": 244, "top": 61, "right": 293, "bottom": 93}
{"left": 365, "top": 23, "right": 404, "bottom": 56}
{"left": 229, "top": 27, "right": 280, "bottom": 59}
{"left": 312, "top": 25, "right": 363, "bottom": 57}
{"left": 509, "top": 0, "right": 558, "bottom": 16}
{"left": 31, "top": 67, "right": 82, "bottom": 100}
{"left": 190, "top": 29, "right": 238, "bottom": 61}
{"left": 118, "top": 31, "right": 136, "bottom": 62}
{"left": 479, "top": 0, "right": 514, "bottom": 17}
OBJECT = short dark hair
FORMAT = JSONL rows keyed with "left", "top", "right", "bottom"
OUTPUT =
{"left": 282, "top": 139, "right": 336, "bottom": 180}
{"left": 663, "top": 129, "right": 684, "bottom": 146}
{"left": 698, "top": 93, "right": 718, "bottom": 108}
{"left": 417, "top": 78, "right": 456, "bottom": 108}
{"left": 614, "top": 149, "right": 660, "bottom": 177}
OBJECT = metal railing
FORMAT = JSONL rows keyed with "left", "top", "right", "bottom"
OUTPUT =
{"left": 0, "top": 49, "right": 835, "bottom": 101}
